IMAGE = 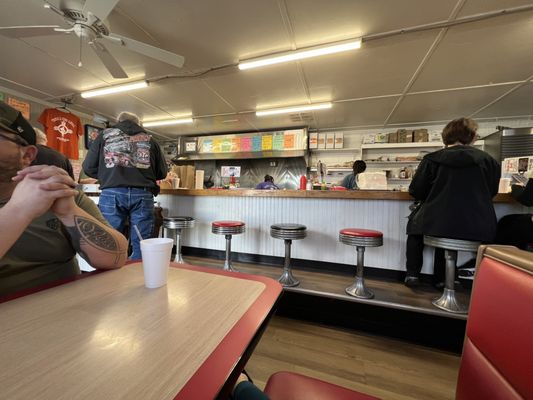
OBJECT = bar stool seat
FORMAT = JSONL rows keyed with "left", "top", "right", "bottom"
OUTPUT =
{"left": 212, "top": 220, "right": 245, "bottom": 272}
{"left": 270, "top": 224, "right": 307, "bottom": 287}
{"left": 340, "top": 228, "right": 383, "bottom": 299}
{"left": 163, "top": 216, "right": 195, "bottom": 264}
{"left": 424, "top": 235, "right": 480, "bottom": 314}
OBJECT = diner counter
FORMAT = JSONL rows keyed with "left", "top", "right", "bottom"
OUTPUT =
{"left": 159, "top": 188, "right": 515, "bottom": 203}
{"left": 154, "top": 189, "right": 528, "bottom": 273}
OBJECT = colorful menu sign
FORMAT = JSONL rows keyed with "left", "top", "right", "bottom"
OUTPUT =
{"left": 193, "top": 128, "right": 307, "bottom": 155}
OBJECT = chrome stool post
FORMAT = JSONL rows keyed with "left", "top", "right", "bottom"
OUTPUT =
{"left": 271, "top": 224, "right": 307, "bottom": 287}
{"left": 339, "top": 229, "right": 383, "bottom": 299}
{"left": 163, "top": 216, "right": 195, "bottom": 264}
{"left": 212, "top": 221, "right": 246, "bottom": 272}
{"left": 424, "top": 236, "right": 480, "bottom": 314}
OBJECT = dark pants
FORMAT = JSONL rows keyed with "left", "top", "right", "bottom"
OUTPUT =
{"left": 98, "top": 187, "right": 155, "bottom": 260}
{"left": 496, "top": 214, "right": 533, "bottom": 250}
{"left": 233, "top": 381, "right": 270, "bottom": 400}
{"left": 406, "top": 234, "right": 445, "bottom": 284}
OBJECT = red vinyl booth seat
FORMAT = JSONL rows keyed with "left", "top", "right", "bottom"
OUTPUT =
{"left": 264, "top": 372, "right": 380, "bottom": 400}
{"left": 456, "top": 245, "right": 533, "bottom": 400}
{"left": 339, "top": 228, "right": 383, "bottom": 238}
{"left": 263, "top": 246, "right": 533, "bottom": 400}
{"left": 212, "top": 221, "right": 245, "bottom": 228}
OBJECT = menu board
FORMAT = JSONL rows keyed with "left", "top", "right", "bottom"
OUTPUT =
{"left": 193, "top": 128, "right": 307, "bottom": 155}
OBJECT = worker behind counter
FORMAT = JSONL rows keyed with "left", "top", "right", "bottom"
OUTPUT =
{"left": 340, "top": 160, "right": 367, "bottom": 190}
{"left": 255, "top": 175, "right": 279, "bottom": 190}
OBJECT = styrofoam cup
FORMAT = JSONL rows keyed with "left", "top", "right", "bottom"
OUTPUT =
{"left": 140, "top": 238, "right": 173, "bottom": 288}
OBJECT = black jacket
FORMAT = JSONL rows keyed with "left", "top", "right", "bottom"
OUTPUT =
{"left": 408, "top": 145, "right": 500, "bottom": 242}
{"left": 82, "top": 120, "right": 167, "bottom": 195}
{"left": 511, "top": 178, "right": 533, "bottom": 206}
{"left": 32, "top": 145, "right": 74, "bottom": 179}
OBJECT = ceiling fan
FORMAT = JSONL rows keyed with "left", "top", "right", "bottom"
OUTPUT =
{"left": 0, "top": 0, "right": 185, "bottom": 79}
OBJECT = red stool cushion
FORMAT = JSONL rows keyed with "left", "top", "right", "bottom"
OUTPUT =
{"left": 212, "top": 220, "right": 245, "bottom": 227}
{"left": 340, "top": 228, "right": 383, "bottom": 238}
{"left": 264, "top": 372, "right": 380, "bottom": 400}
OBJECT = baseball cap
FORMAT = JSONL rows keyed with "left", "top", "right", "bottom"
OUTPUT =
{"left": 0, "top": 101, "right": 36, "bottom": 145}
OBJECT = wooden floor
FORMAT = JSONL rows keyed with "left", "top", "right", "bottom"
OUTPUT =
{"left": 246, "top": 316, "right": 461, "bottom": 400}
{"left": 184, "top": 255, "right": 470, "bottom": 320}
{"left": 183, "top": 255, "right": 462, "bottom": 398}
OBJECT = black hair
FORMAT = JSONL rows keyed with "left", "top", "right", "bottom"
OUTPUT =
{"left": 264, "top": 174, "right": 274, "bottom": 182}
{"left": 352, "top": 160, "right": 367, "bottom": 174}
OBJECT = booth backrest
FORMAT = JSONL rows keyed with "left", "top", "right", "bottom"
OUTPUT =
{"left": 456, "top": 245, "right": 533, "bottom": 400}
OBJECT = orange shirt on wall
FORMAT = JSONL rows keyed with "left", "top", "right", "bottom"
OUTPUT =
{"left": 38, "top": 108, "right": 83, "bottom": 160}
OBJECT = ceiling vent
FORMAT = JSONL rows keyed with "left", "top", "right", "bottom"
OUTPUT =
{"left": 289, "top": 112, "right": 314, "bottom": 122}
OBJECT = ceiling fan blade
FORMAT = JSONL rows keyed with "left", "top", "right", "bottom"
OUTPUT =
{"left": 83, "top": 0, "right": 120, "bottom": 22}
{"left": 0, "top": 25, "right": 62, "bottom": 38}
{"left": 105, "top": 33, "right": 185, "bottom": 68}
{"left": 89, "top": 41, "right": 128, "bottom": 79}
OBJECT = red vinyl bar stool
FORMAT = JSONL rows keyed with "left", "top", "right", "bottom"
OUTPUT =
{"left": 270, "top": 223, "right": 307, "bottom": 287}
{"left": 339, "top": 228, "right": 383, "bottom": 299}
{"left": 163, "top": 216, "right": 195, "bottom": 264}
{"left": 211, "top": 220, "right": 245, "bottom": 272}
{"left": 424, "top": 236, "right": 480, "bottom": 314}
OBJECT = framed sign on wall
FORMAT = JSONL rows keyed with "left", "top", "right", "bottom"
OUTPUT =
{"left": 84, "top": 124, "right": 104, "bottom": 149}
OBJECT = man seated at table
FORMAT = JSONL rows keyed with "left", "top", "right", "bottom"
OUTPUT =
{"left": 0, "top": 101, "right": 128, "bottom": 297}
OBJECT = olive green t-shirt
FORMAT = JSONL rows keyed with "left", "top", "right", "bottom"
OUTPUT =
{"left": 0, "top": 192, "right": 110, "bottom": 297}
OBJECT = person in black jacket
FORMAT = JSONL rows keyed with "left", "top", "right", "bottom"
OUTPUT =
{"left": 404, "top": 117, "right": 500, "bottom": 287}
{"left": 32, "top": 127, "right": 75, "bottom": 179}
{"left": 495, "top": 170, "right": 533, "bottom": 250}
{"left": 82, "top": 112, "right": 168, "bottom": 260}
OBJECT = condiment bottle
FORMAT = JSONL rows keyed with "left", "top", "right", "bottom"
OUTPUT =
{"left": 299, "top": 175, "right": 307, "bottom": 190}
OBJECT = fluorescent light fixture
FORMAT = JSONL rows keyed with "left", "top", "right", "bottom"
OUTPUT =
{"left": 143, "top": 118, "right": 194, "bottom": 128}
{"left": 239, "top": 39, "right": 361, "bottom": 70}
{"left": 256, "top": 102, "right": 332, "bottom": 117}
{"left": 81, "top": 81, "right": 149, "bottom": 98}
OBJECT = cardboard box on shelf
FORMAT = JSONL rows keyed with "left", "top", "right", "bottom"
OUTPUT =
{"left": 171, "top": 165, "right": 196, "bottom": 188}
{"left": 375, "top": 133, "right": 388, "bottom": 143}
{"left": 195, "top": 170, "right": 205, "bottom": 189}
{"left": 388, "top": 131, "right": 398, "bottom": 143}
{"left": 309, "top": 132, "right": 318, "bottom": 149}
{"left": 413, "top": 129, "right": 429, "bottom": 142}
{"left": 429, "top": 132, "right": 442, "bottom": 142}
{"left": 334, "top": 132, "right": 344, "bottom": 148}
{"left": 362, "top": 134, "right": 375, "bottom": 144}
{"left": 326, "top": 133, "right": 335, "bottom": 149}
{"left": 317, "top": 133, "right": 326, "bottom": 149}
{"left": 398, "top": 129, "right": 414, "bottom": 143}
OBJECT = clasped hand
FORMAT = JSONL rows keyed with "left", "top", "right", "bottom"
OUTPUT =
{"left": 11, "top": 165, "right": 78, "bottom": 220}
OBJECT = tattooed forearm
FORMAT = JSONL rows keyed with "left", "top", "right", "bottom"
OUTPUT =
{"left": 70, "top": 216, "right": 118, "bottom": 251}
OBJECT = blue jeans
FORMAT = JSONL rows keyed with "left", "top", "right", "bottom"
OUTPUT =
{"left": 98, "top": 187, "right": 154, "bottom": 260}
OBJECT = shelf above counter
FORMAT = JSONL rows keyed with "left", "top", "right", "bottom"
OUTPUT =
{"left": 309, "top": 147, "right": 360, "bottom": 152}
{"left": 361, "top": 140, "right": 484, "bottom": 150}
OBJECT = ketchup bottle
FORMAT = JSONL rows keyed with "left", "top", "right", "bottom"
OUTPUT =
{"left": 299, "top": 175, "right": 307, "bottom": 190}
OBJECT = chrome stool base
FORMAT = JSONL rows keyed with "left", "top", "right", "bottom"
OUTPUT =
{"left": 424, "top": 236, "right": 480, "bottom": 314}
{"left": 345, "top": 276, "right": 374, "bottom": 299}
{"left": 270, "top": 224, "right": 307, "bottom": 288}
{"left": 163, "top": 217, "right": 195, "bottom": 265}
{"left": 432, "top": 288, "right": 467, "bottom": 314}
{"left": 212, "top": 222, "right": 246, "bottom": 273}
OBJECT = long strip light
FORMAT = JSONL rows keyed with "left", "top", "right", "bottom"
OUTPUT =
{"left": 81, "top": 81, "right": 149, "bottom": 98}
{"left": 239, "top": 39, "right": 361, "bottom": 70}
{"left": 143, "top": 118, "right": 194, "bottom": 128}
{"left": 256, "top": 102, "right": 332, "bottom": 117}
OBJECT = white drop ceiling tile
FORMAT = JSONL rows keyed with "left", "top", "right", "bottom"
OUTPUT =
{"left": 285, "top": 0, "right": 457, "bottom": 46}
{"left": 0, "top": 0, "right": 61, "bottom": 26}
{"left": 243, "top": 114, "right": 317, "bottom": 132}
{"left": 390, "top": 86, "right": 512, "bottom": 124}
{"left": 133, "top": 79, "right": 235, "bottom": 117}
{"left": 302, "top": 32, "right": 439, "bottom": 101}
{"left": 76, "top": 94, "right": 162, "bottom": 123}
{"left": 0, "top": 36, "right": 102, "bottom": 96}
{"left": 314, "top": 97, "right": 400, "bottom": 129}
{"left": 203, "top": 64, "right": 309, "bottom": 111}
{"left": 114, "top": 0, "right": 290, "bottom": 70}
{"left": 457, "top": 0, "right": 533, "bottom": 17}
{"left": 146, "top": 116, "right": 257, "bottom": 138}
{"left": 410, "top": 11, "right": 533, "bottom": 91}
{"left": 474, "top": 83, "right": 533, "bottom": 118}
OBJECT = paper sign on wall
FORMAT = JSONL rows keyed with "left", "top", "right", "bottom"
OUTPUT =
{"left": 240, "top": 137, "right": 251, "bottom": 151}
{"left": 221, "top": 166, "right": 241, "bottom": 177}
{"left": 262, "top": 135, "right": 273, "bottom": 150}
{"left": 7, "top": 97, "right": 30, "bottom": 120}
{"left": 273, "top": 132, "right": 284, "bottom": 150}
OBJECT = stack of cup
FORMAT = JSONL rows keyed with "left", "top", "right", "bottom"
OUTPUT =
{"left": 140, "top": 238, "right": 174, "bottom": 288}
